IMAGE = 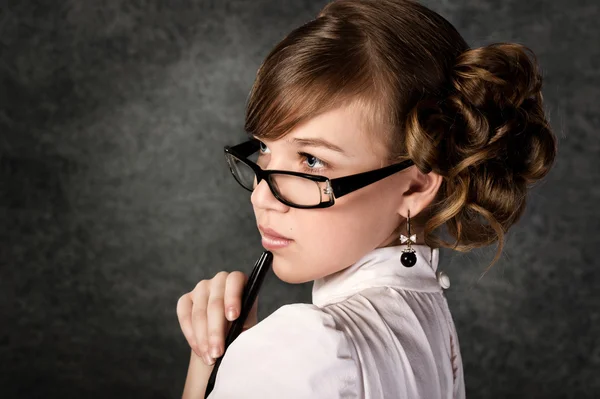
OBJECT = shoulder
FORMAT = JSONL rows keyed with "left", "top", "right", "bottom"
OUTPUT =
{"left": 254, "top": 302, "right": 343, "bottom": 335}
{"left": 324, "top": 288, "right": 461, "bottom": 398}
{"left": 209, "top": 303, "right": 362, "bottom": 398}
{"left": 228, "top": 303, "right": 357, "bottom": 369}
{"left": 248, "top": 303, "right": 356, "bottom": 357}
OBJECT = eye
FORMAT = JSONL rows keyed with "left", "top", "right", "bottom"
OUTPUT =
{"left": 258, "top": 141, "right": 270, "bottom": 154}
{"left": 306, "top": 155, "right": 322, "bottom": 168}
{"left": 298, "top": 152, "right": 328, "bottom": 171}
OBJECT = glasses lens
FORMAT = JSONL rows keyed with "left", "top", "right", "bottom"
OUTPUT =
{"left": 225, "top": 153, "right": 256, "bottom": 190}
{"left": 269, "top": 173, "right": 325, "bottom": 207}
{"left": 225, "top": 149, "right": 330, "bottom": 207}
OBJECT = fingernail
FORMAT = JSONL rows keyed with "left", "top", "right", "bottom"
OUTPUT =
{"left": 210, "top": 346, "right": 221, "bottom": 358}
{"left": 203, "top": 353, "right": 215, "bottom": 366}
{"left": 227, "top": 308, "right": 237, "bottom": 320}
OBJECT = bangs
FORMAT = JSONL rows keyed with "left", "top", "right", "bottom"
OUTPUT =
{"left": 244, "top": 17, "right": 391, "bottom": 142}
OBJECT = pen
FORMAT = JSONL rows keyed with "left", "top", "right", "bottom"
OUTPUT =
{"left": 203, "top": 250, "right": 273, "bottom": 398}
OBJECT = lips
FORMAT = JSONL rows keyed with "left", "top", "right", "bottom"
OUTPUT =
{"left": 258, "top": 225, "right": 292, "bottom": 241}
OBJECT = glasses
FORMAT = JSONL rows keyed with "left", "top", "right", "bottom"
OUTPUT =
{"left": 224, "top": 139, "right": 415, "bottom": 209}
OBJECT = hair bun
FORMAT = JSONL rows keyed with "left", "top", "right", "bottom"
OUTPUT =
{"left": 405, "top": 43, "right": 557, "bottom": 266}
{"left": 448, "top": 43, "right": 556, "bottom": 183}
{"left": 453, "top": 43, "right": 542, "bottom": 110}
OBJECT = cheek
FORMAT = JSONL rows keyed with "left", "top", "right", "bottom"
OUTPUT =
{"left": 275, "top": 194, "right": 394, "bottom": 282}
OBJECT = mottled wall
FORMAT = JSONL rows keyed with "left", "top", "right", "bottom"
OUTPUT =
{"left": 1, "top": 0, "right": 598, "bottom": 398}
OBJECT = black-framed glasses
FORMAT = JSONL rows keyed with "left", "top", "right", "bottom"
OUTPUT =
{"left": 224, "top": 139, "right": 415, "bottom": 209}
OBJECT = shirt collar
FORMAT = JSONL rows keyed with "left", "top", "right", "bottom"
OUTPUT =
{"left": 312, "top": 245, "right": 442, "bottom": 307}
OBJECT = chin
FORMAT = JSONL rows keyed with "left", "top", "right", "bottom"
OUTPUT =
{"left": 271, "top": 256, "right": 312, "bottom": 284}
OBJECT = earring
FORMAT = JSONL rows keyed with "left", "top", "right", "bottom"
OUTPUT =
{"left": 400, "top": 210, "right": 417, "bottom": 267}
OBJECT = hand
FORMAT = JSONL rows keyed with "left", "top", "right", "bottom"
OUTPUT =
{"left": 176, "top": 271, "right": 259, "bottom": 366}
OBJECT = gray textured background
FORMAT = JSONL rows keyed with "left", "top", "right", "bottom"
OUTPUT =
{"left": 1, "top": 0, "right": 598, "bottom": 398}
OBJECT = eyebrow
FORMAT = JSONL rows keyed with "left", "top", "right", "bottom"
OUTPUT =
{"left": 287, "top": 137, "right": 348, "bottom": 155}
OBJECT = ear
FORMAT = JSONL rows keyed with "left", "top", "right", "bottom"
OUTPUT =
{"left": 396, "top": 168, "right": 443, "bottom": 218}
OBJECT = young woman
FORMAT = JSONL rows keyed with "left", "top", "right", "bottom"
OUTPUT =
{"left": 177, "top": 0, "right": 557, "bottom": 397}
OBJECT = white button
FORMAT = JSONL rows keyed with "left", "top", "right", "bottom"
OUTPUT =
{"left": 437, "top": 271, "right": 451, "bottom": 289}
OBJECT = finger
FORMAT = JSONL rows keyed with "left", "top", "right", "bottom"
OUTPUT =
{"left": 206, "top": 272, "right": 230, "bottom": 359}
{"left": 224, "top": 271, "right": 248, "bottom": 321}
{"left": 190, "top": 280, "right": 210, "bottom": 357}
{"left": 176, "top": 293, "right": 200, "bottom": 355}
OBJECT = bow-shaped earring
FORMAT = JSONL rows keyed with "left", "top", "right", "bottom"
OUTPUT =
{"left": 400, "top": 209, "right": 417, "bottom": 267}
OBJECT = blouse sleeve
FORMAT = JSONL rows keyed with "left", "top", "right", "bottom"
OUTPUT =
{"left": 206, "top": 303, "right": 361, "bottom": 399}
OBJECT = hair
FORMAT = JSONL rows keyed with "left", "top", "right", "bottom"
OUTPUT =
{"left": 244, "top": 0, "right": 557, "bottom": 269}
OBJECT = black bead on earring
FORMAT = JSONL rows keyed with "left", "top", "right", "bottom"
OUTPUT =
{"left": 400, "top": 210, "right": 417, "bottom": 267}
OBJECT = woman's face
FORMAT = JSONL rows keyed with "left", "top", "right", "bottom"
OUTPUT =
{"left": 251, "top": 104, "right": 412, "bottom": 284}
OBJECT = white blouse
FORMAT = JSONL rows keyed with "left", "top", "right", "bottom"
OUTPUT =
{"left": 207, "top": 244, "right": 465, "bottom": 398}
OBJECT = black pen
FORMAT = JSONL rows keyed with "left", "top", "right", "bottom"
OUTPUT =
{"left": 204, "top": 251, "right": 273, "bottom": 398}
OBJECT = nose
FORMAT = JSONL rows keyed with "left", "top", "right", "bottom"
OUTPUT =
{"left": 251, "top": 178, "right": 290, "bottom": 212}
